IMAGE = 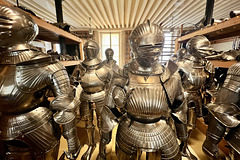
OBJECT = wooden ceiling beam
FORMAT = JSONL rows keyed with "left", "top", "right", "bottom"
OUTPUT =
{"left": 95, "top": 0, "right": 112, "bottom": 28}
{"left": 150, "top": 0, "right": 169, "bottom": 23}
{"left": 164, "top": 0, "right": 203, "bottom": 28}
{"left": 63, "top": 1, "right": 91, "bottom": 27}
{"left": 162, "top": 0, "right": 193, "bottom": 27}
{"left": 104, "top": 0, "right": 116, "bottom": 28}
{"left": 134, "top": 0, "right": 148, "bottom": 26}
{"left": 155, "top": 0, "right": 178, "bottom": 25}
{"left": 143, "top": 0, "right": 163, "bottom": 23}
{"left": 112, "top": 0, "right": 120, "bottom": 28}
{"left": 125, "top": 0, "right": 132, "bottom": 28}
{"left": 129, "top": 0, "right": 140, "bottom": 28}
{"left": 119, "top": 0, "right": 125, "bottom": 28}
{"left": 88, "top": 0, "right": 108, "bottom": 28}
{"left": 80, "top": 0, "right": 104, "bottom": 28}
{"left": 139, "top": 0, "right": 155, "bottom": 24}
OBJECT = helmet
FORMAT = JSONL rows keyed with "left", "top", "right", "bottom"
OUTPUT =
{"left": 105, "top": 48, "right": 114, "bottom": 61}
{"left": 177, "top": 48, "right": 187, "bottom": 60}
{"left": 186, "top": 35, "right": 213, "bottom": 58}
{"left": 129, "top": 20, "right": 164, "bottom": 60}
{"left": 0, "top": 5, "right": 38, "bottom": 51}
{"left": 83, "top": 40, "right": 99, "bottom": 60}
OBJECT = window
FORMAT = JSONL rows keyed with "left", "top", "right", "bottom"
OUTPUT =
{"left": 159, "top": 30, "right": 177, "bottom": 65}
{"left": 101, "top": 33, "right": 120, "bottom": 65}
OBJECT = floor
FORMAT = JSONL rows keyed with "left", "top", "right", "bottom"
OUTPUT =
{"left": 58, "top": 116, "right": 227, "bottom": 160}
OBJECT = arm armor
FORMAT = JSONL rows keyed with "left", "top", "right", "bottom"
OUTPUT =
{"left": 48, "top": 61, "right": 81, "bottom": 158}
{"left": 100, "top": 69, "right": 128, "bottom": 133}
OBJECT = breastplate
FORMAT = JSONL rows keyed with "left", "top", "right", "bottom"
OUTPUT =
{"left": 81, "top": 69, "right": 105, "bottom": 93}
{"left": 182, "top": 66, "right": 208, "bottom": 91}
{"left": 0, "top": 65, "right": 47, "bottom": 113}
{"left": 125, "top": 73, "right": 170, "bottom": 120}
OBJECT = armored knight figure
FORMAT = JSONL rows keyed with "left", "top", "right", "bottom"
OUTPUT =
{"left": 77, "top": 40, "right": 113, "bottom": 160}
{"left": 100, "top": 21, "right": 188, "bottom": 160}
{"left": 202, "top": 61, "right": 240, "bottom": 160}
{"left": 0, "top": 5, "right": 80, "bottom": 160}
{"left": 177, "top": 35, "right": 215, "bottom": 159}
{"left": 101, "top": 48, "right": 119, "bottom": 74}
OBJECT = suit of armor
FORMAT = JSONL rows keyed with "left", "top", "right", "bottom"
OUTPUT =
{"left": 202, "top": 61, "right": 240, "bottom": 160}
{"left": 0, "top": 5, "right": 80, "bottom": 160}
{"left": 77, "top": 41, "right": 116, "bottom": 160}
{"left": 100, "top": 21, "right": 188, "bottom": 160}
{"left": 177, "top": 36, "right": 215, "bottom": 159}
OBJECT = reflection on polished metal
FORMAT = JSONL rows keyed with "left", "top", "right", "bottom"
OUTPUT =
{"left": 177, "top": 35, "right": 215, "bottom": 159}
{"left": 203, "top": 61, "right": 240, "bottom": 160}
{"left": 100, "top": 21, "right": 188, "bottom": 160}
{"left": 76, "top": 40, "right": 117, "bottom": 160}
{"left": 0, "top": 5, "right": 80, "bottom": 160}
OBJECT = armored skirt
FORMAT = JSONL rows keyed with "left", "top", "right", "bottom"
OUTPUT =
{"left": 116, "top": 116, "right": 180, "bottom": 160}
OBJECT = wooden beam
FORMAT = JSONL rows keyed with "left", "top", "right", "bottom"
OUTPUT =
{"left": 119, "top": 0, "right": 124, "bottom": 28}
{"left": 112, "top": 0, "right": 120, "bottom": 28}
{"left": 138, "top": 0, "right": 154, "bottom": 24}
{"left": 162, "top": 0, "right": 193, "bottom": 27}
{"left": 134, "top": 0, "right": 148, "bottom": 26}
{"left": 96, "top": 0, "right": 112, "bottom": 28}
{"left": 150, "top": 0, "right": 169, "bottom": 23}
{"left": 125, "top": 0, "right": 132, "bottom": 28}
{"left": 144, "top": 0, "right": 163, "bottom": 24}
{"left": 80, "top": 0, "right": 104, "bottom": 28}
{"left": 155, "top": 0, "right": 178, "bottom": 25}
{"left": 209, "top": 60, "right": 236, "bottom": 68}
{"left": 129, "top": 0, "right": 140, "bottom": 28}
{"left": 88, "top": 0, "right": 107, "bottom": 28}
{"left": 104, "top": 0, "right": 116, "bottom": 28}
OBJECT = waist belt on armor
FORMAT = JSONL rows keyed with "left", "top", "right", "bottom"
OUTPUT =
{"left": 127, "top": 113, "right": 167, "bottom": 123}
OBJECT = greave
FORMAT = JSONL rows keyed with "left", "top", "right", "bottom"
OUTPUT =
{"left": 202, "top": 114, "right": 225, "bottom": 159}
{"left": 98, "top": 131, "right": 111, "bottom": 160}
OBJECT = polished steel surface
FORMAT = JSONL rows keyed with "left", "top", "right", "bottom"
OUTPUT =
{"left": 0, "top": 5, "right": 80, "bottom": 160}
{"left": 203, "top": 61, "right": 240, "bottom": 159}
{"left": 77, "top": 40, "right": 119, "bottom": 160}
{"left": 100, "top": 22, "right": 187, "bottom": 160}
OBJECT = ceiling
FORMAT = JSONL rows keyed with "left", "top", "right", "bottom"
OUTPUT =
{"left": 5, "top": 0, "right": 240, "bottom": 31}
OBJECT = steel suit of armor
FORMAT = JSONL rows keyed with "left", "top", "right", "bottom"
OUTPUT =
{"left": 0, "top": 5, "right": 80, "bottom": 160}
{"left": 77, "top": 40, "right": 114, "bottom": 160}
{"left": 177, "top": 36, "right": 215, "bottom": 159}
{"left": 202, "top": 61, "right": 240, "bottom": 160}
{"left": 100, "top": 21, "right": 188, "bottom": 160}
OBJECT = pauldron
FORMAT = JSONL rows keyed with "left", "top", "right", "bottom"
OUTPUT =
{"left": 223, "top": 62, "right": 240, "bottom": 93}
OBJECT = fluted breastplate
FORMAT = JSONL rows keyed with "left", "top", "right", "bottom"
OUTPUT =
{"left": 0, "top": 65, "right": 47, "bottom": 113}
{"left": 81, "top": 69, "right": 105, "bottom": 93}
{"left": 126, "top": 73, "right": 170, "bottom": 119}
{"left": 183, "top": 66, "right": 207, "bottom": 91}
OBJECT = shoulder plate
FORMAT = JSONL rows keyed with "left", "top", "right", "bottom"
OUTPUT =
{"left": 223, "top": 62, "right": 240, "bottom": 93}
{"left": 161, "top": 60, "right": 178, "bottom": 82}
{"left": 204, "top": 60, "right": 215, "bottom": 74}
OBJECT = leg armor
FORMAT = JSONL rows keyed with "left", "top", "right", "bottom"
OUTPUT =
{"left": 98, "top": 131, "right": 112, "bottom": 160}
{"left": 202, "top": 114, "right": 226, "bottom": 159}
{"left": 81, "top": 101, "right": 96, "bottom": 160}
